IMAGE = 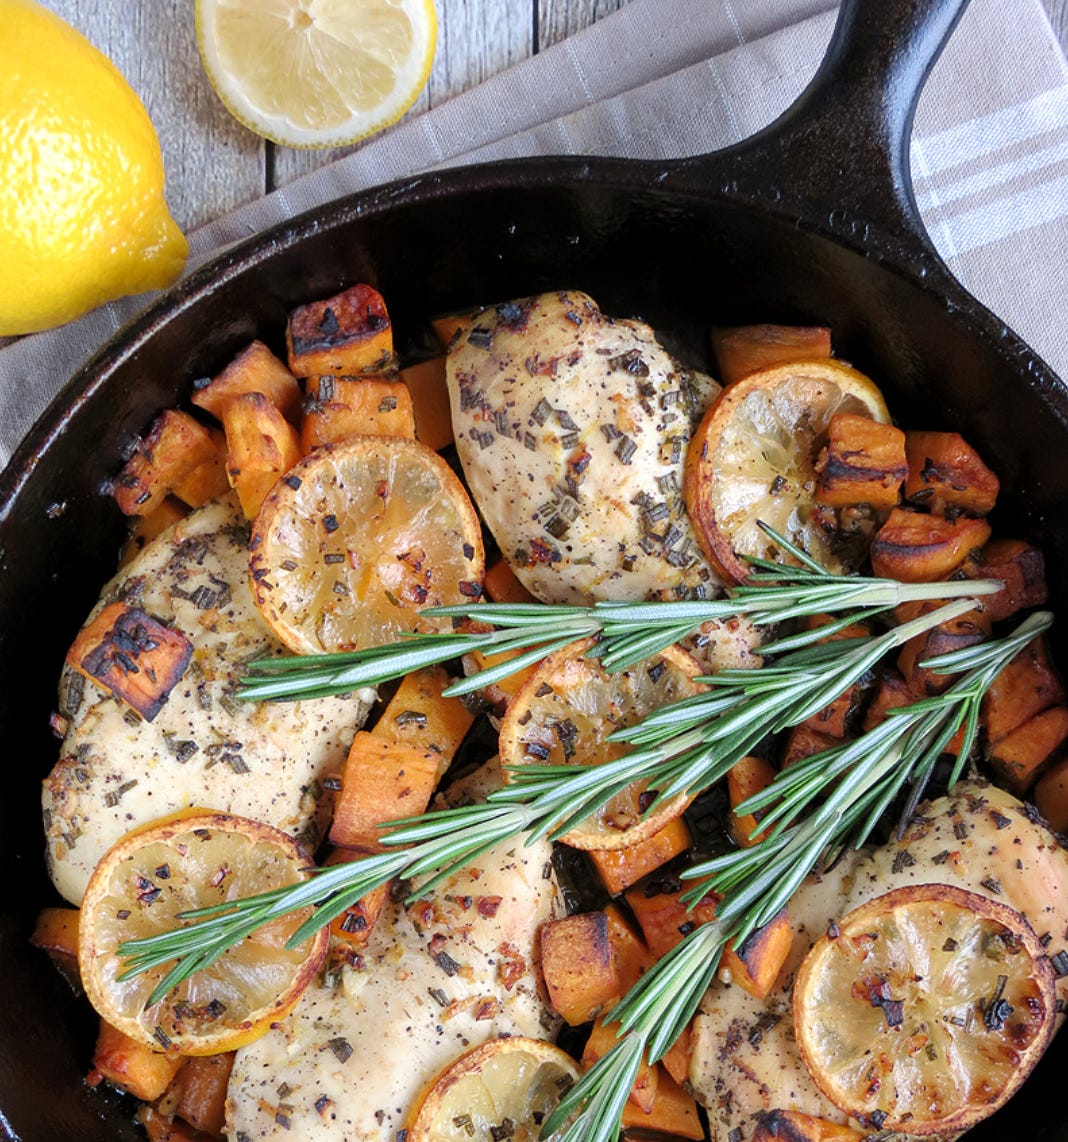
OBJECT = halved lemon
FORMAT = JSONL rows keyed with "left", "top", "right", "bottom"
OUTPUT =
{"left": 195, "top": 0, "right": 437, "bottom": 148}
{"left": 498, "top": 639, "right": 704, "bottom": 850}
{"left": 406, "top": 1036, "right": 581, "bottom": 1142}
{"left": 250, "top": 436, "right": 484, "bottom": 654}
{"left": 78, "top": 811, "right": 328, "bottom": 1056}
{"left": 793, "top": 883, "right": 1056, "bottom": 1135}
{"left": 684, "top": 360, "right": 890, "bottom": 583}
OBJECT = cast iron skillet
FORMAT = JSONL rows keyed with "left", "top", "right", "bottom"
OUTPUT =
{"left": 1, "top": 0, "right": 1065, "bottom": 1137}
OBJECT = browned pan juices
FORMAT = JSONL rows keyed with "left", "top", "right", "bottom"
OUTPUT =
{"left": 1, "top": 0, "right": 1065, "bottom": 1137}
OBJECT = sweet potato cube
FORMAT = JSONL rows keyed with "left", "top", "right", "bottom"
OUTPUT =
{"left": 987, "top": 706, "right": 1068, "bottom": 794}
{"left": 324, "top": 846, "right": 392, "bottom": 946}
{"left": 329, "top": 732, "right": 441, "bottom": 849}
{"left": 401, "top": 357, "right": 454, "bottom": 452}
{"left": 373, "top": 667, "right": 474, "bottom": 774}
{"left": 753, "top": 1110, "right": 865, "bottom": 1142}
{"left": 287, "top": 283, "right": 393, "bottom": 377}
{"left": 119, "top": 497, "right": 190, "bottom": 568}
{"left": 972, "top": 538, "right": 1049, "bottom": 623}
{"left": 728, "top": 755, "right": 777, "bottom": 847}
{"left": 603, "top": 902, "right": 654, "bottom": 994}
{"left": 660, "top": 1021, "right": 693, "bottom": 1086}
{"left": 300, "top": 377, "right": 416, "bottom": 451}
{"left": 624, "top": 879, "right": 719, "bottom": 960}
{"left": 88, "top": 1020, "right": 184, "bottom": 1100}
{"left": 541, "top": 912, "right": 620, "bottom": 1025}
{"left": 432, "top": 311, "right": 473, "bottom": 350}
{"left": 192, "top": 340, "right": 302, "bottom": 423}
{"left": 587, "top": 816, "right": 691, "bottom": 896}
{"left": 870, "top": 508, "right": 991, "bottom": 582}
{"left": 483, "top": 557, "right": 538, "bottom": 605}
{"left": 620, "top": 1066, "right": 704, "bottom": 1139}
{"left": 862, "top": 670, "right": 913, "bottom": 732}
{"left": 720, "top": 907, "right": 792, "bottom": 999}
{"left": 815, "top": 413, "right": 906, "bottom": 509}
{"left": 30, "top": 906, "right": 80, "bottom": 958}
{"left": 1035, "top": 755, "right": 1068, "bottom": 834}
{"left": 905, "top": 430, "right": 1000, "bottom": 515}
{"left": 222, "top": 391, "right": 302, "bottom": 519}
{"left": 582, "top": 1012, "right": 658, "bottom": 1113}
{"left": 171, "top": 1051, "right": 235, "bottom": 1135}
{"left": 136, "top": 1107, "right": 200, "bottom": 1142}
{"left": 171, "top": 427, "right": 230, "bottom": 509}
{"left": 66, "top": 603, "right": 192, "bottom": 721}
{"left": 461, "top": 647, "right": 538, "bottom": 719}
{"left": 781, "top": 724, "right": 838, "bottom": 770}
{"left": 113, "top": 410, "right": 218, "bottom": 517}
{"left": 897, "top": 605, "right": 989, "bottom": 698}
{"left": 982, "top": 637, "right": 1064, "bottom": 745}
{"left": 711, "top": 323, "right": 832, "bottom": 386}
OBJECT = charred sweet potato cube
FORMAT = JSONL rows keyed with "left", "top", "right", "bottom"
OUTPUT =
{"left": 753, "top": 1110, "right": 865, "bottom": 1142}
{"left": 221, "top": 391, "right": 302, "bottom": 519}
{"left": 987, "top": 706, "right": 1068, "bottom": 794}
{"left": 541, "top": 912, "right": 621, "bottom": 1026}
{"left": 88, "top": 1020, "right": 184, "bottom": 1101}
{"left": 324, "top": 846, "right": 392, "bottom": 947}
{"left": 66, "top": 603, "right": 192, "bottom": 721}
{"left": 905, "top": 430, "right": 1000, "bottom": 515}
{"left": 372, "top": 666, "right": 474, "bottom": 774}
{"left": 862, "top": 669, "right": 913, "bottom": 732}
{"left": 815, "top": 413, "right": 906, "bottom": 509}
{"left": 603, "top": 902, "right": 654, "bottom": 994}
{"left": 587, "top": 816, "right": 691, "bottom": 896}
{"left": 711, "top": 323, "right": 832, "bottom": 386}
{"left": 400, "top": 357, "right": 454, "bottom": 452}
{"left": 170, "top": 1051, "right": 235, "bottom": 1136}
{"left": 794, "top": 615, "right": 869, "bottom": 736}
{"left": 660, "top": 1021, "right": 693, "bottom": 1086}
{"left": 300, "top": 376, "right": 416, "bottom": 451}
{"left": 897, "top": 601, "right": 989, "bottom": 698}
{"left": 620, "top": 1065, "right": 704, "bottom": 1139}
{"left": 719, "top": 908, "right": 792, "bottom": 999}
{"left": 483, "top": 557, "right": 538, "bottom": 605}
{"left": 728, "top": 755, "right": 777, "bottom": 847}
{"left": 119, "top": 497, "right": 189, "bottom": 567}
{"left": 982, "top": 637, "right": 1064, "bottom": 745}
{"left": 329, "top": 732, "right": 441, "bottom": 850}
{"left": 136, "top": 1108, "right": 200, "bottom": 1142}
{"left": 286, "top": 283, "right": 393, "bottom": 377}
{"left": 172, "top": 427, "right": 230, "bottom": 509}
{"left": 624, "top": 877, "right": 718, "bottom": 960}
{"left": 781, "top": 724, "right": 838, "bottom": 770}
{"left": 112, "top": 410, "right": 218, "bottom": 517}
{"left": 583, "top": 1011, "right": 659, "bottom": 1112}
{"left": 192, "top": 340, "right": 302, "bottom": 423}
{"left": 870, "top": 508, "right": 991, "bottom": 582}
{"left": 1035, "top": 755, "right": 1068, "bottom": 834}
{"left": 970, "top": 538, "right": 1048, "bottom": 623}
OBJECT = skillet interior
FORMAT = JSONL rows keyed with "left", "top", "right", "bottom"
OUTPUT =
{"left": 1, "top": 166, "right": 1066, "bottom": 1140}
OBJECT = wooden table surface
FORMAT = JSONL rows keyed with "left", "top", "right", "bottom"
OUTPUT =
{"left": 48, "top": 0, "right": 1068, "bottom": 235}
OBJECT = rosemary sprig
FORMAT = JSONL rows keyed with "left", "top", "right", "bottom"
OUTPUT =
{"left": 541, "top": 610, "right": 1052, "bottom": 1142}
{"left": 239, "top": 524, "right": 1001, "bottom": 701}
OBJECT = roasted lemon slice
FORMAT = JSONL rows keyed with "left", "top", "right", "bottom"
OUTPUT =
{"left": 684, "top": 360, "right": 890, "bottom": 582}
{"left": 407, "top": 1037, "right": 581, "bottom": 1142}
{"left": 78, "top": 811, "right": 328, "bottom": 1056}
{"left": 793, "top": 883, "right": 1056, "bottom": 1135}
{"left": 250, "top": 436, "right": 484, "bottom": 654}
{"left": 498, "top": 639, "right": 703, "bottom": 850}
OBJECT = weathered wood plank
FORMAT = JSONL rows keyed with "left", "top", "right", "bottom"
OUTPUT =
{"left": 537, "top": 0, "right": 633, "bottom": 50}
{"left": 50, "top": 0, "right": 265, "bottom": 233}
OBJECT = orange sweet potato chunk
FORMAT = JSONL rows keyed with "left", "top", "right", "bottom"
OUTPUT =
{"left": 1035, "top": 755, "right": 1068, "bottom": 834}
{"left": 373, "top": 666, "right": 474, "bottom": 775}
{"left": 118, "top": 497, "right": 189, "bottom": 567}
{"left": 323, "top": 846, "right": 392, "bottom": 947}
{"left": 753, "top": 1110, "right": 865, "bottom": 1142}
{"left": 815, "top": 413, "right": 906, "bottom": 509}
{"left": 287, "top": 283, "right": 393, "bottom": 377}
{"left": 624, "top": 878, "right": 718, "bottom": 960}
{"left": 221, "top": 391, "right": 302, "bottom": 519}
{"left": 541, "top": 912, "right": 621, "bottom": 1026}
{"left": 171, "top": 427, "right": 230, "bottom": 509}
{"left": 582, "top": 1012, "right": 659, "bottom": 1113}
{"left": 897, "top": 604, "right": 989, "bottom": 698}
{"left": 66, "top": 602, "right": 193, "bottom": 721}
{"left": 711, "top": 323, "right": 832, "bottom": 386}
{"left": 720, "top": 907, "right": 792, "bottom": 999}
{"left": 870, "top": 508, "right": 991, "bottom": 582}
{"left": 904, "top": 430, "right": 1000, "bottom": 515}
{"left": 300, "top": 377, "right": 415, "bottom": 451}
{"left": 192, "top": 339, "right": 302, "bottom": 423}
{"left": 483, "top": 557, "right": 538, "bottom": 605}
{"left": 112, "top": 410, "right": 218, "bottom": 517}
{"left": 971, "top": 538, "right": 1049, "bottom": 623}
{"left": 781, "top": 724, "right": 838, "bottom": 770}
{"left": 728, "top": 755, "right": 777, "bottom": 847}
{"left": 602, "top": 902, "right": 654, "bottom": 994}
{"left": 587, "top": 816, "right": 691, "bottom": 896}
{"left": 620, "top": 1066, "right": 704, "bottom": 1139}
{"left": 88, "top": 1020, "right": 184, "bottom": 1102}
{"left": 171, "top": 1051, "right": 235, "bottom": 1136}
{"left": 982, "top": 637, "right": 1064, "bottom": 745}
{"left": 30, "top": 906, "right": 80, "bottom": 958}
{"left": 987, "top": 706, "right": 1068, "bottom": 794}
{"left": 401, "top": 356, "right": 455, "bottom": 452}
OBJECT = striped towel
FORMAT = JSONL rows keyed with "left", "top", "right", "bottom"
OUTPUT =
{"left": 0, "top": 0, "right": 1065, "bottom": 465}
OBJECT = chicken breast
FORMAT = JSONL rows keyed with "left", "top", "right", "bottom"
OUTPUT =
{"left": 691, "top": 781, "right": 1068, "bottom": 1140}
{"left": 226, "top": 762, "right": 563, "bottom": 1141}
{"left": 43, "top": 494, "right": 374, "bottom": 905}
{"left": 447, "top": 290, "right": 724, "bottom": 604}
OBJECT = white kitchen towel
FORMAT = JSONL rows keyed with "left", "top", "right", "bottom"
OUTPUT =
{"left": 1, "top": 0, "right": 1065, "bottom": 467}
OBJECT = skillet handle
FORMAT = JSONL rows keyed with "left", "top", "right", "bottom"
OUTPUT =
{"left": 675, "top": 0, "right": 971, "bottom": 259}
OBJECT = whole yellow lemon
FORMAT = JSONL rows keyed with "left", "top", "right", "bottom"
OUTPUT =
{"left": 0, "top": 0, "right": 188, "bottom": 335}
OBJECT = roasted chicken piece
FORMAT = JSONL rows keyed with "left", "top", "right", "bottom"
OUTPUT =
{"left": 447, "top": 290, "right": 724, "bottom": 604}
{"left": 225, "top": 760, "right": 563, "bottom": 1141}
{"left": 691, "top": 781, "right": 1068, "bottom": 1140}
{"left": 42, "top": 494, "right": 373, "bottom": 905}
